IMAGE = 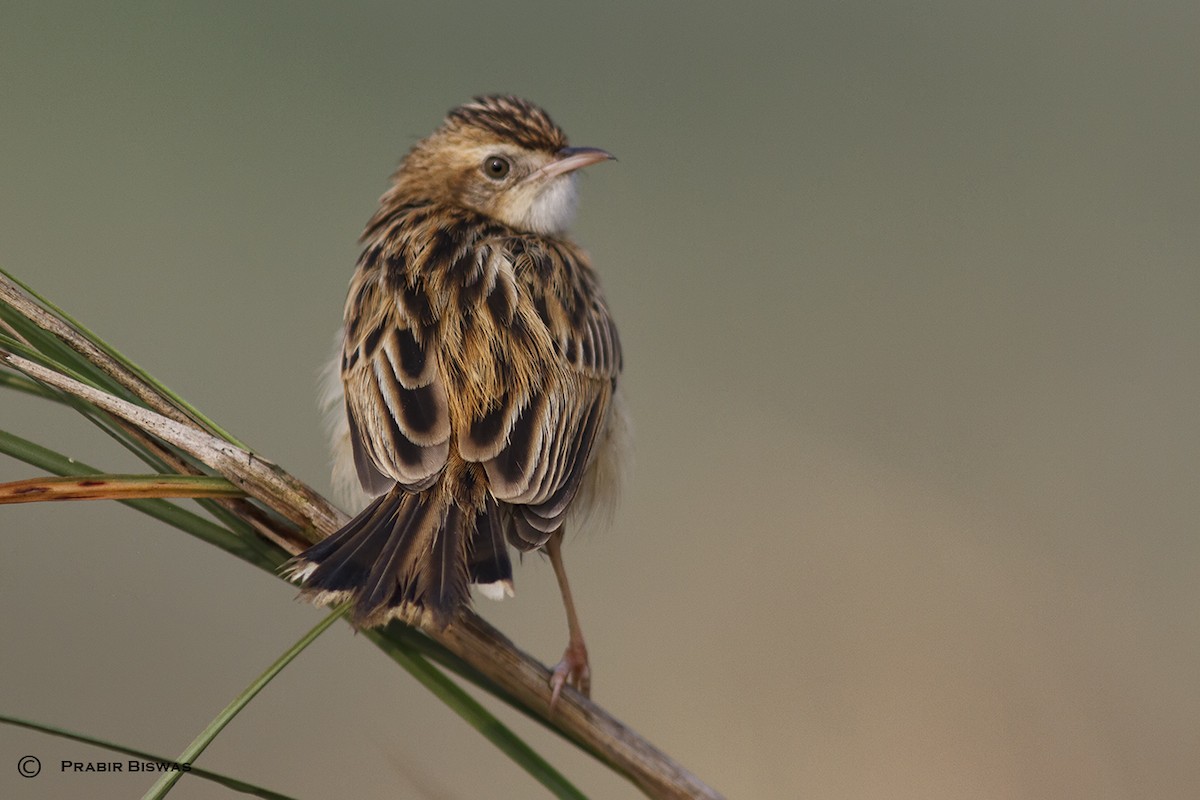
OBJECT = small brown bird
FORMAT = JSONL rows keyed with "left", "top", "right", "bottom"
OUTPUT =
{"left": 287, "top": 95, "right": 626, "bottom": 702}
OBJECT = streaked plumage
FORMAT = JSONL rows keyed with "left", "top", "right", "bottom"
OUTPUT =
{"left": 286, "top": 97, "right": 624, "bottom": 697}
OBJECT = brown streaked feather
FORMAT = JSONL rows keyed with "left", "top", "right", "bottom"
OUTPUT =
{"left": 345, "top": 402, "right": 393, "bottom": 496}
{"left": 359, "top": 489, "right": 441, "bottom": 615}
{"left": 417, "top": 502, "right": 472, "bottom": 622}
{"left": 483, "top": 392, "right": 549, "bottom": 498}
{"left": 296, "top": 489, "right": 401, "bottom": 587}
{"left": 461, "top": 392, "right": 515, "bottom": 462}
{"left": 342, "top": 262, "right": 452, "bottom": 492}
{"left": 445, "top": 95, "right": 568, "bottom": 153}
{"left": 332, "top": 204, "right": 621, "bottom": 594}
{"left": 523, "top": 388, "right": 610, "bottom": 526}
{"left": 290, "top": 484, "right": 471, "bottom": 628}
{"left": 467, "top": 237, "right": 621, "bottom": 535}
{"left": 509, "top": 512, "right": 551, "bottom": 551}
{"left": 295, "top": 95, "right": 622, "bottom": 628}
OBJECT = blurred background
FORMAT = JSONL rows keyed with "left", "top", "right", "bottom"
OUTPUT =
{"left": 1, "top": 2, "right": 1197, "bottom": 798}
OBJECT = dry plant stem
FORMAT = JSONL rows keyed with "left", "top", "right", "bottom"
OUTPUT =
{"left": 224, "top": 496, "right": 309, "bottom": 554}
{"left": 0, "top": 273, "right": 339, "bottom": 538}
{"left": 441, "top": 615, "right": 722, "bottom": 800}
{"left": 2, "top": 350, "right": 724, "bottom": 799}
{"left": 106, "top": 414, "right": 309, "bottom": 553}
{"left": 0, "top": 310, "right": 724, "bottom": 798}
{"left": 0, "top": 475, "right": 243, "bottom": 504}
{"left": 113, "top": 410, "right": 310, "bottom": 552}
{"left": 0, "top": 278, "right": 196, "bottom": 428}
{"left": 0, "top": 352, "right": 339, "bottom": 539}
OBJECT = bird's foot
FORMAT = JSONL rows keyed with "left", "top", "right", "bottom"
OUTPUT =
{"left": 549, "top": 638, "right": 590, "bottom": 708}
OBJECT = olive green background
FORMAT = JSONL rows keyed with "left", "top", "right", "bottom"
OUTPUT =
{"left": 2, "top": 2, "right": 1197, "bottom": 798}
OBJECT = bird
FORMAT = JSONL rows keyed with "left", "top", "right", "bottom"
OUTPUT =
{"left": 286, "top": 95, "right": 627, "bottom": 703}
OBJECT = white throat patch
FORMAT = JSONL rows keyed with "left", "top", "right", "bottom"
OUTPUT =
{"left": 518, "top": 175, "right": 579, "bottom": 235}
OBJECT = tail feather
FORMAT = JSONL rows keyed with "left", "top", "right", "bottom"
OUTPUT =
{"left": 468, "top": 496, "right": 514, "bottom": 587}
{"left": 359, "top": 491, "right": 436, "bottom": 615}
{"left": 419, "top": 504, "right": 470, "bottom": 622}
{"left": 287, "top": 485, "right": 505, "bottom": 628}
{"left": 297, "top": 491, "right": 402, "bottom": 590}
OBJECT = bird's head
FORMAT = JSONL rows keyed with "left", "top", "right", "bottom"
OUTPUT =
{"left": 393, "top": 95, "right": 614, "bottom": 236}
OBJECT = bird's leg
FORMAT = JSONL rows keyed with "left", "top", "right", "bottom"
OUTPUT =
{"left": 546, "top": 529, "right": 590, "bottom": 707}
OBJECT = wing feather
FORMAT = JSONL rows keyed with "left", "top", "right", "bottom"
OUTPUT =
{"left": 463, "top": 237, "right": 621, "bottom": 539}
{"left": 345, "top": 229, "right": 620, "bottom": 540}
{"left": 342, "top": 270, "right": 451, "bottom": 493}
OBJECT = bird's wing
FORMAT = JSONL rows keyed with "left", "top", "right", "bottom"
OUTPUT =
{"left": 341, "top": 267, "right": 451, "bottom": 494}
{"left": 457, "top": 237, "right": 622, "bottom": 545}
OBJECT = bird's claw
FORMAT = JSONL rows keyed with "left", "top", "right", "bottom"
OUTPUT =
{"left": 549, "top": 640, "right": 590, "bottom": 708}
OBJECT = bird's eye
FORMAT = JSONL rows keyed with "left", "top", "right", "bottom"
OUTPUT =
{"left": 483, "top": 156, "right": 511, "bottom": 180}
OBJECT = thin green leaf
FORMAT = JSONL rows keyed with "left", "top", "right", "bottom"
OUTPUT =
{"left": 0, "top": 331, "right": 114, "bottom": 396}
{"left": 1, "top": 272, "right": 619, "bottom": 796}
{"left": 3, "top": 312, "right": 211, "bottom": 478}
{"left": 1, "top": 266, "right": 247, "bottom": 447}
{"left": 2, "top": 342, "right": 197, "bottom": 486}
{"left": 2, "top": 275, "right": 279, "bottom": 554}
{"left": 0, "top": 307, "right": 133, "bottom": 403}
{"left": 0, "top": 713, "right": 297, "bottom": 800}
{"left": 4, "top": 351, "right": 273, "bottom": 560}
{"left": 375, "top": 620, "right": 510, "bottom": 697}
{"left": 0, "top": 430, "right": 281, "bottom": 571}
{"left": 364, "top": 628, "right": 588, "bottom": 800}
{"left": 0, "top": 369, "right": 62, "bottom": 401}
{"left": 142, "top": 604, "right": 349, "bottom": 800}
{"left": 0, "top": 294, "right": 131, "bottom": 401}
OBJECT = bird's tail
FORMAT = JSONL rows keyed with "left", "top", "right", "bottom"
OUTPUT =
{"left": 284, "top": 486, "right": 512, "bottom": 628}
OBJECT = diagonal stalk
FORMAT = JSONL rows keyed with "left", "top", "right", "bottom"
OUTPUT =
{"left": 141, "top": 604, "right": 349, "bottom": 799}
{"left": 0, "top": 268, "right": 725, "bottom": 799}
{"left": 0, "top": 266, "right": 246, "bottom": 446}
{"left": 0, "top": 713, "right": 297, "bottom": 800}
{"left": 0, "top": 430, "right": 279, "bottom": 569}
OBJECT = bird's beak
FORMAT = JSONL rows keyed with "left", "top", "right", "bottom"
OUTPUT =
{"left": 532, "top": 146, "right": 616, "bottom": 181}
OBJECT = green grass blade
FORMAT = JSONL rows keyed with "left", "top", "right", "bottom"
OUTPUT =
{"left": 1, "top": 339, "right": 179, "bottom": 465}
{"left": 1, "top": 266, "right": 247, "bottom": 447}
{"left": 141, "top": 604, "right": 349, "bottom": 800}
{"left": 0, "top": 429, "right": 281, "bottom": 571}
{"left": 2, "top": 347, "right": 284, "bottom": 564}
{"left": 0, "top": 713, "right": 298, "bottom": 800}
{"left": 25, "top": 392, "right": 277, "bottom": 552}
{"left": 364, "top": 628, "right": 588, "bottom": 800}
{"left": 4, "top": 271, "right": 599, "bottom": 798}
{"left": 0, "top": 310, "right": 124, "bottom": 395}
{"left": 4, "top": 335, "right": 276, "bottom": 552}
{"left": 375, "top": 620, "right": 509, "bottom": 696}
{"left": 0, "top": 331, "right": 116, "bottom": 396}
{"left": 0, "top": 369, "right": 64, "bottom": 402}
{"left": 3, "top": 338, "right": 200, "bottom": 482}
